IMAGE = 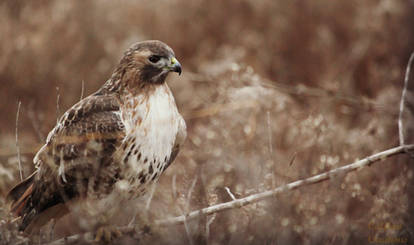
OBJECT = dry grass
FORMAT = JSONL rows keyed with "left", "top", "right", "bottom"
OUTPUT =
{"left": 1, "top": 0, "right": 414, "bottom": 244}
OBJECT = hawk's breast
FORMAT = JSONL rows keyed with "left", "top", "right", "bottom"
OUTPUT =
{"left": 117, "top": 84, "right": 182, "bottom": 197}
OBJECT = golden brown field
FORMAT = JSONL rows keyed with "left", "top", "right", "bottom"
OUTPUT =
{"left": 1, "top": 1, "right": 414, "bottom": 244}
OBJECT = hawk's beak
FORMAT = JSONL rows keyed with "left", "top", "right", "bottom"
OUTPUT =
{"left": 169, "top": 57, "right": 182, "bottom": 75}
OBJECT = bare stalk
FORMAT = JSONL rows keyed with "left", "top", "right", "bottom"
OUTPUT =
{"left": 80, "top": 80, "right": 85, "bottom": 101}
{"left": 15, "top": 101, "right": 23, "bottom": 181}
{"left": 145, "top": 181, "right": 158, "bottom": 211}
{"left": 183, "top": 176, "right": 198, "bottom": 245}
{"left": 56, "top": 87, "right": 60, "bottom": 124}
{"left": 399, "top": 52, "right": 414, "bottom": 146}
{"left": 224, "top": 187, "right": 236, "bottom": 201}
{"left": 205, "top": 213, "right": 216, "bottom": 242}
{"left": 266, "top": 110, "right": 276, "bottom": 187}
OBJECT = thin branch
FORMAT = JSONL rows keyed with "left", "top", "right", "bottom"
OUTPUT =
{"left": 399, "top": 51, "right": 414, "bottom": 146}
{"left": 15, "top": 101, "right": 23, "bottom": 181}
{"left": 186, "top": 176, "right": 198, "bottom": 212}
{"left": 172, "top": 174, "right": 177, "bottom": 200}
{"left": 266, "top": 111, "right": 273, "bottom": 157}
{"left": 80, "top": 80, "right": 85, "bottom": 101}
{"left": 205, "top": 213, "right": 216, "bottom": 242}
{"left": 224, "top": 187, "right": 236, "bottom": 201}
{"left": 156, "top": 144, "right": 414, "bottom": 226}
{"left": 56, "top": 87, "right": 60, "bottom": 124}
{"left": 180, "top": 176, "right": 197, "bottom": 245}
{"left": 44, "top": 144, "right": 414, "bottom": 245}
{"left": 289, "top": 152, "right": 297, "bottom": 166}
{"left": 266, "top": 110, "right": 276, "bottom": 187}
{"left": 145, "top": 181, "right": 158, "bottom": 211}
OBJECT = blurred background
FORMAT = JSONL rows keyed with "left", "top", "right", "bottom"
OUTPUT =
{"left": 1, "top": 0, "right": 414, "bottom": 244}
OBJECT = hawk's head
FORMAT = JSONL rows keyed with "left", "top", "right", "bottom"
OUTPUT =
{"left": 118, "top": 40, "right": 182, "bottom": 86}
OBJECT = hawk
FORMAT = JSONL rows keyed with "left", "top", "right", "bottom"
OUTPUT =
{"left": 7, "top": 40, "right": 186, "bottom": 234}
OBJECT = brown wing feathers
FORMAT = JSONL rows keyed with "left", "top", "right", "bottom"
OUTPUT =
{"left": 6, "top": 93, "right": 124, "bottom": 232}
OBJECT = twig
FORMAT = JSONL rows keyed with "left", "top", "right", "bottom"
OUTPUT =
{"left": 56, "top": 87, "right": 60, "bottom": 124}
{"left": 145, "top": 181, "right": 158, "bottom": 211}
{"left": 266, "top": 111, "right": 273, "bottom": 157}
{"left": 289, "top": 152, "right": 297, "bottom": 166}
{"left": 186, "top": 176, "right": 198, "bottom": 212}
{"left": 398, "top": 51, "right": 414, "bottom": 146}
{"left": 80, "top": 80, "right": 85, "bottom": 101}
{"left": 205, "top": 213, "right": 216, "bottom": 242}
{"left": 224, "top": 187, "right": 236, "bottom": 201}
{"left": 266, "top": 110, "right": 276, "bottom": 187}
{"left": 183, "top": 176, "right": 198, "bottom": 245}
{"left": 156, "top": 144, "right": 414, "bottom": 226}
{"left": 15, "top": 101, "right": 23, "bottom": 181}
{"left": 172, "top": 174, "right": 177, "bottom": 200}
{"left": 182, "top": 210, "right": 192, "bottom": 245}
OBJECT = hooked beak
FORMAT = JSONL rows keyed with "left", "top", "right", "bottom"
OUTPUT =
{"left": 168, "top": 57, "right": 182, "bottom": 75}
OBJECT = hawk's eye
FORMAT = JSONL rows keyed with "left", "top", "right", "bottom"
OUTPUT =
{"left": 148, "top": 55, "right": 161, "bottom": 63}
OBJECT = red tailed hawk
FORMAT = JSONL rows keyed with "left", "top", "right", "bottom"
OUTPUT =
{"left": 7, "top": 40, "right": 186, "bottom": 234}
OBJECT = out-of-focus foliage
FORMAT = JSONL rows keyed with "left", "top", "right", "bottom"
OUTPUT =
{"left": 0, "top": 0, "right": 414, "bottom": 244}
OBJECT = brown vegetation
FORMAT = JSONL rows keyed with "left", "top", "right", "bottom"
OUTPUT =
{"left": 0, "top": 0, "right": 414, "bottom": 244}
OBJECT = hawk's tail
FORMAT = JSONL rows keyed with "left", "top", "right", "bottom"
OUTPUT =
{"left": 7, "top": 172, "right": 36, "bottom": 217}
{"left": 6, "top": 172, "right": 40, "bottom": 233}
{"left": 7, "top": 171, "right": 70, "bottom": 233}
